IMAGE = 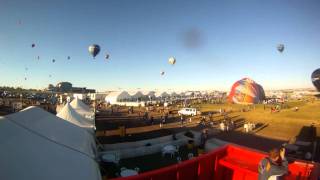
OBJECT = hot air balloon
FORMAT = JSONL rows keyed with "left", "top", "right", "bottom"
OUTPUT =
{"left": 25, "top": 67, "right": 28, "bottom": 71}
{"left": 52, "top": 59, "right": 56, "bottom": 63}
{"left": 105, "top": 54, "right": 110, "bottom": 60}
{"left": 228, "top": 78, "right": 265, "bottom": 104}
{"left": 67, "top": 56, "right": 71, "bottom": 60}
{"left": 277, "top": 44, "right": 285, "bottom": 53}
{"left": 31, "top": 43, "right": 35, "bottom": 48}
{"left": 311, "top": 68, "right": 320, "bottom": 92}
{"left": 37, "top": 56, "right": 40, "bottom": 60}
{"left": 24, "top": 77, "right": 27, "bottom": 81}
{"left": 160, "top": 71, "right": 165, "bottom": 76}
{"left": 49, "top": 74, "right": 52, "bottom": 78}
{"left": 88, "top": 44, "right": 100, "bottom": 58}
{"left": 168, "top": 57, "right": 176, "bottom": 65}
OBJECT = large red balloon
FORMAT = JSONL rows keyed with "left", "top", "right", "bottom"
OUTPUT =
{"left": 228, "top": 78, "right": 265, "bottom": 104}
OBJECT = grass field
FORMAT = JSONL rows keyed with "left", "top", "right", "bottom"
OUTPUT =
{"left": 199, "top": 100, "right": 320, "bottom": 141}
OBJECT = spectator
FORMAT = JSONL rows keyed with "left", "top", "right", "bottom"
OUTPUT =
{"left": 220, "top": 121, "right": 225, "bottom": 131}
{"left": 200, "top": 129, "right": 208, "bottom": 148}
{"left": 164, "top": 113, "right": 168, "bottom": 123}
{"left": 225, "top": 121, "right": 229, "bottom": 132}
{"left": 200, "top": 116, "right": 206, "bottom": 126}
{"left": 244, "top": 123, "right": 249, "bottom": 133}
{"left": 180, "top": 115, "right": 183, "bottom": 127}
{"left": 209, "top": 112, "right": 213, "bottom": 121}
{"left": 144, "top": 112, "right": 148, "bottom": 121}
{"left": 258, "top": 148, "right": 288, "bottom": 180}
{"left": 230, "top": 120, "right": 235, "bottom": 130}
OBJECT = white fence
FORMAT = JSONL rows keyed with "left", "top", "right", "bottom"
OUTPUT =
{"left": 100, "top": 131, "right": 201, "bottom": 159}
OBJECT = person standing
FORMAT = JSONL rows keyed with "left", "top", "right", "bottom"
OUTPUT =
{"left": 162, "top": 115, "right": 166, "bottom": 124}
{"left": 180, "top": 115, "right": 184, "bottom": 127}
{"left": 209, "top": 112, "right": 213, "bottom": 121}
{"left": 164, "top": 113, "right": 168, "bottom": 124}
{"left": 200, "top": 129, "right": 208, "bottom": 148}
{"left": 258, "top": 148, "right": 288, "bottom": 180}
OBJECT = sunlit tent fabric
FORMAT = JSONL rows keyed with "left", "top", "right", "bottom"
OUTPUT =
{"left": 127, "top": 91, "right": 144, "bottom": 100}
{"left": 179, "top": 92, "right": 186, "bottom": 97}
{"left": 57, "top": 103, "right": 94, "bottom": 129}
{"left": 155, "top": 91, "right": 170, "bottom": 98}
{"left": 105, "top": 91, "right": 131, "bottom": 104}
{"left": 70, "top": 98, "right": 94, "bottom": 118}
{"left": 169, "top": 92, "right": 178, "bottom": 97}
{"left": 185, "top": 91, "right": 194, "bottom": 97}
{"left": 0, "top": 107, "right": 101, "bottom": 180}
{"left": 228, "top": 78, "right": 265, "bottom": 104}
{"left": 142, "top": 91, "right": 156, "bottom": 98}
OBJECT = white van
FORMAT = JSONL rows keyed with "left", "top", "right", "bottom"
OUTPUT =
{"left": 178, "top": 108, "right": 197, "bottom": 116}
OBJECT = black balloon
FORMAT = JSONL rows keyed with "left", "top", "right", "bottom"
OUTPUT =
{"left": 311, "top": 68, "right": 320, "bottom": 91}
{"left": 52, "top": 59, "right": 56, "bottom": 63}
{"left": 277, "top": 44, "right": 284, "bottom": 53}
{"left": 88, "top": 44, "right": 100, "bottom": 58}
{"left": 67, "top": 56, "right": 71, "bottom": 60}
{"left": 31, "top": 43, "right": 35, "bottom": 48}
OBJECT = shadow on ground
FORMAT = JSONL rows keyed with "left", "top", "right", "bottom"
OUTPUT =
{"left": 213, "top": 130, "right": 286, "bottom": 152}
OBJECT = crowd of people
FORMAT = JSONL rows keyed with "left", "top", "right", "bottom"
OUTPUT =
{"left": 219, "top": 120, "right": 235, "bottom": 132}
{"left": 244, "top": 122, "right": 256, "bottom": 133}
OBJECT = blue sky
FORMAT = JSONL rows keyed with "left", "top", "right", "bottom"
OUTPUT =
{"left": 0, "top": 0, "right": 319, "bottom": 91}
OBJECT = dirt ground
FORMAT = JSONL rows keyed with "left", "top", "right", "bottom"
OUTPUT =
{"left": 96, "top": 100, "right": 320, "bottom": 160}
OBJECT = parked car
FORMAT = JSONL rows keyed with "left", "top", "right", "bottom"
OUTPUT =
{"left": 178, "top": 108, "right": 198, "bottom": 116}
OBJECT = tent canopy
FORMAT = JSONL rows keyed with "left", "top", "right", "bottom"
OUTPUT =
{"left": 0, "top": 107, "right": 101, "bottom": 180}
{"left": 105, "top": 91, "right": 131, "bottom": 103}
{"left": 141, "top": 91, "right": 156, "bottom": 97}
{"left": 127, "top": 91, "right": 144, "bottom": 99}
{"left": 155, "top": 91, "right": 170, "bottom": 98}
{"left": 57, "top": 103, "right": 94, "bottom": 128}
{"left": 70, "top": 98, "right": 94, "bottom": 118}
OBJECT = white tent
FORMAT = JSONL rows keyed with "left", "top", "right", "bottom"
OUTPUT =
{"left": 57, "top": 103, "right": 94, "bottom": 130}
{"left": 179, "top": 92, "right": 186, "bottom": 97}
{"left": 70, "top": 98, "right": 94, "bottom": 119}
{"left": 128, "top": 91, "right": 144, "bottom": 100}
{"left": 169, "top": 92, "right": 178, "bottom": 97}
{"left": 185, "top": 91, "right": 195, "bottom": 96}
{"left": 105, "top": 91, "right": 131, "bottom": 104}
{"left": 154, "top": 91, "right": 170, "bottom": 98}
{"left": 142, "top": 91, "right": 156, "bottom": 98}
{"left": 0, "top": 106, "right": 101, "bottom": 180}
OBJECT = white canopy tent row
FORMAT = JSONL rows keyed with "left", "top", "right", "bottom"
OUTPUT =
{"left": 0, "top": 106, "right": 101, "bottom": 180}
{"left": 141, "top": 91, "right": 156, "bottom": 98}
{"left": 105, "top": 91, "right": 131, "bottom": 104}
{"left": 104, "top": 90, "right": 195, "bottom": 106}
{"left": 154, "top": 91, "right": 170, "bottom": 98}
{"left": 57, "top": 103, "right": 95, "bottom": 133}
{"left": 70, "top": 98, "right": 95, "bottom": 120}
{"left": 127, "top": 91, "right": 144, "bottom": 100}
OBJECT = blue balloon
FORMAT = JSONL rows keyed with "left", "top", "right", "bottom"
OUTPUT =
{"left": 88, "top": 44, "right": 100, "bottom": 58}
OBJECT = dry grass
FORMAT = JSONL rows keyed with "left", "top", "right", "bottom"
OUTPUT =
{"left": 199, "top": 100, "right": 320, "bottom": 141}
